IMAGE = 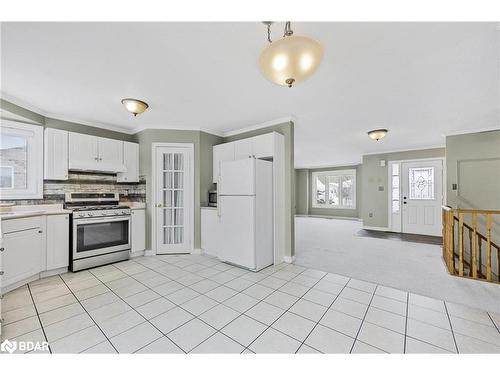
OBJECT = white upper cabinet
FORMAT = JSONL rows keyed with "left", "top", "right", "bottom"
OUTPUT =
{"left": 97, "top": 137, "right": 125, "bottom": 172}
{"left": 69, "top": 132, "right": 100, "bottom": 170}
{"left": 68, "top": 132, "right": 125, "bottom": 173}
{"left": 44, "top": 128, "right": 68, "bottom": 180}
{"left": 117, "top": 141, "right": 139, "bottom": 182}
{"left": 234, "top": 138, "right": 253, "bottom": 159}
{"left": 252, "top": 133, "right": 275, "bottom": 158}
{"left": 213, "top": 132, "right": 276, "bottom": 183}
{"left": 213, "top": 142, "right": 235, "bottom": 183}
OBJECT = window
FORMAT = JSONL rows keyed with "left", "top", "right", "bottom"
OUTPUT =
{"left": 0, "top": 120, "right": 43, "bottom": 200}
{"left": 409, "top": 167, "right": 435, "bottom": 200}
{"left": 391, "top": 163, "right": 400, "bottom": 213}
{"left": 312, "top": 169, "right": 356, "bottom": 209}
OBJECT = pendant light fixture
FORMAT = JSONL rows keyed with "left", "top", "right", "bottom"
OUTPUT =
{"left": 367, "top": 129, "right": 388, "bottom": 141}
{"left": 259, "top": 21, "right": 323, "bottom": 88}
{"left": 121, "top": 98, "right": 149, "bottom": 116}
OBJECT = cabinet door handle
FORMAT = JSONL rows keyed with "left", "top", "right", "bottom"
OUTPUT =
{"left": 38, "top": 230, "right": 43, "bottom": 233}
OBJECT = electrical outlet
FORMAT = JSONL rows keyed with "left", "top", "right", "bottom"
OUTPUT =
{"left": 369, "top": 212, "right": 373, "bottom": 218}
{"left": 378, "top": 186, "right": 384, "bottom": 191}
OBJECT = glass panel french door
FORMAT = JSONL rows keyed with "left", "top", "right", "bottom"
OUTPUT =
{"left": 156, "top": 146, "right": 192, "bottom": 253}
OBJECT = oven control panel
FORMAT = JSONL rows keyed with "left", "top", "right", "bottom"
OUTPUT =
{"left": 73, "top": 209, "right": 131, "bottom": 218}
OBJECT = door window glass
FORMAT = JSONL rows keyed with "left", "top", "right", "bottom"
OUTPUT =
{"left": 409, "top": 167, "right": 435, "bottom": 200}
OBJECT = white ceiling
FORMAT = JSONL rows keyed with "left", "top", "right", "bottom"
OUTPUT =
{"left": 1, "top": 22, "right": 499, "bottom": 167}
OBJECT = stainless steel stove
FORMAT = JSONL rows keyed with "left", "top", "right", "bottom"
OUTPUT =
{"left": 65, "top": 192, "right": 131, "bottom": 271}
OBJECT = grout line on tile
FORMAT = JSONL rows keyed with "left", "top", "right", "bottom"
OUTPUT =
{"left": 26, "top": 283, "right": 52, "bottom": 354}
{"left": 348, "top": 284, "right": 378, "bottom": 354}
{"left": 443, "top": 301, "right": 460, "bottom": 354}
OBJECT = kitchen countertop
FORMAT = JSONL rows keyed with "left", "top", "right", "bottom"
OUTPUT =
{"left": 0, "top": 204, "right": 71, "bottom": 220}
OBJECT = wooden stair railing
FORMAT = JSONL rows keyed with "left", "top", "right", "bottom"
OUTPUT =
{"left": 442, "top": 206, "right": 500, "bottom": 283}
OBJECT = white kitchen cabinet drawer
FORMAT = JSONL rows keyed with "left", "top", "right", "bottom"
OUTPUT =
{"left": 201, "top": 208, "right": 220, "bottom": 257}
{"left": 213, "top": 142, "right": 235, "bottom": 183}
{"left": 117, "top": 141, "right": 139, "bottom": 182}
{"left": 2, "top": 227, "right": 44, "bottom": 287}
{"left": 46, "top": 214, "right": 69, "bottom": 270}
{"left": 252, "top": 133, "right": 275, "bottom": 158}
{"left": 131, "top": 208, "right": 146, "bottom": 253}
{"left": 2, "top": 216, "right": 42, "bottom": 234}
{"left": 234, "top": 138, "right": 253, "bottom": 159}
{"left": 44, "top": 128, "right": 68, "bottom": 180}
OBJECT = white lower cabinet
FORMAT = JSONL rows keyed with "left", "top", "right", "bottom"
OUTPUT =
{"left": 131, "top": 208, "right": 146, "bottom": 253}
{"left": 46, "top": 214, "right": 70, "bottom": 270}
{"left": 1, "top": 214, "right": 70, "bottom": 293}
{"left": 201, "top": 208, "right": 220, "bottom": 257}
{"left": 2, "top": 222, "right": 44, "bottom": 288}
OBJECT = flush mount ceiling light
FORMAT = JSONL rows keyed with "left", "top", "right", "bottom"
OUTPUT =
{"left": 259, "top": 21, "right": 323, "bottom": 88}
{"left": 368, "top": 129, "right": 388, "bottom": 141}
{"left": 121, "top": 98, "right": 149, "bottom": 116}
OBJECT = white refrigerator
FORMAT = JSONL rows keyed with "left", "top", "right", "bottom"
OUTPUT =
{"left": 217, "top": 158, "right": 274, "bottom": 271}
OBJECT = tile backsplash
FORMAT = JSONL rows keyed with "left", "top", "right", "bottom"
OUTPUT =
{"left": 1, "top": 171, "right": 146, "bottom": 205}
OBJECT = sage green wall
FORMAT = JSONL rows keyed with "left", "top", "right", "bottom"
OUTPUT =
{"left": 361, "top": 147, "right": 445, "bottom": 228}
{"left": 446, "top": 130, "right": 500, "bottom": 210}
{"left": 200, "top": 131, "right": 224, "bottom": 206}
{"left": 224, "top": 122, "right": 295, "bottom": 257}
{"left": 307, "top": 165, "right": 362, "bottom": 218}
{"left": 1, "top": 99, "right": 133, "bottom": 141}
{"left": 45, "top": 118, "right": 134, "bottom": 142}
{"left": 1, "top": 99, "right": 45, "bottom": 125}
{"left": 295, "top": 169, "right": 309, "bottom": 215}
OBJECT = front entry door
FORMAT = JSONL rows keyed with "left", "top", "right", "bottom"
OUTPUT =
{"left": 401, "top": 159, "right": 443, "bottom": 236}
{"left": 155, "top": 146, "right": 192, "bottom": 254}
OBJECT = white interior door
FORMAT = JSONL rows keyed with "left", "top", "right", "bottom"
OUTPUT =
{"left": 401, "top": 159, "right": 443, "bottom": 236}
{"left": 155, "top": 145, "right": 193, "bottom": 254}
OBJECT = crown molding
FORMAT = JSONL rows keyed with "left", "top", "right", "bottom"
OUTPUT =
{"left": 1, "top": 92, "right": 48, "bottom": 117}
{"left": 362, "top": 144, "right": 445, "bottom": 157}
{"left": 442, "top": 126, "right": 500, "bottom": 137}
{"left": 222, "top": 116, "right": 294, "bottom": 138}
{"left": 131, "top": 123, "right": 224, "bottom": 137}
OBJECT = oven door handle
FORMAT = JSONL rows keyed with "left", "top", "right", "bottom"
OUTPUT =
{"left": 74, "top": 215, "right": 131, "bottom": 225}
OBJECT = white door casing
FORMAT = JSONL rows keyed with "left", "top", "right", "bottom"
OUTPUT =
{"left": 400, "top": 159, "right": 444, "bottom": 236}
{"left": 152, "top": 143, "right": 194, "bottom": 254}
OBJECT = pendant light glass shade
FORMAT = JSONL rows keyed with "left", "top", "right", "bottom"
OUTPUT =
{"left": 121, "top": 98, "right": 149, "bottom": 116}
{"left": 259, "top": 35, "right": 323, "bottom": 87}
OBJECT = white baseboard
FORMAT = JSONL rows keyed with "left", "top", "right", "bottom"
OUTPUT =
{"left": 296, "top": 214, "right": 361, "bottom": 221}
{"left": 191, "top": 248, "right": 202, "bottom": 255}
{"left": 130, "top": 250, "right": 145, "bottom": 258}
{"left": 362, "top": 225, "right": 390, "bottom": 231}
{"left": 283, "top": 255, "right": 296, "bottom": 264}
{"left": 144, "top": 249, "right": 155, "bottom": 256}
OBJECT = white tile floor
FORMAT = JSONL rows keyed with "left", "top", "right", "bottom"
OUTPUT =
{"left": 2, "top": 253, "right": 500, "bottom": 354}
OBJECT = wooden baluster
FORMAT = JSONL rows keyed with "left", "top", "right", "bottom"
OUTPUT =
{"left": 458, "top": 212, "right": 464, "bottom": 276}
{"left": 450, "top": 211, "right": 455, "bottom": 273}
{"left": 468, "top": 227, "right": 473, "bottom": 277}
{"left": 471, "top": 213, "right": 478, "bottom": 278}
{"left": 478, "top": 239, "right": 483, "bottom": 278}
{"left": 486, "top": 214, "right": 492, "bottom": 281}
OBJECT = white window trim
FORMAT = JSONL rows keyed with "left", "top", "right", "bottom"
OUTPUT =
{"left": 0, "top": 120, "right": 44, "bottom": 200}
{"left": 311, "top": 169, "right": 357, "bottom": 210}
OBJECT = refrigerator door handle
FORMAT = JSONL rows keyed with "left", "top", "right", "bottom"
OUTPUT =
{"left": 217, "top": 174, "right": 221, "bottom": 219}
